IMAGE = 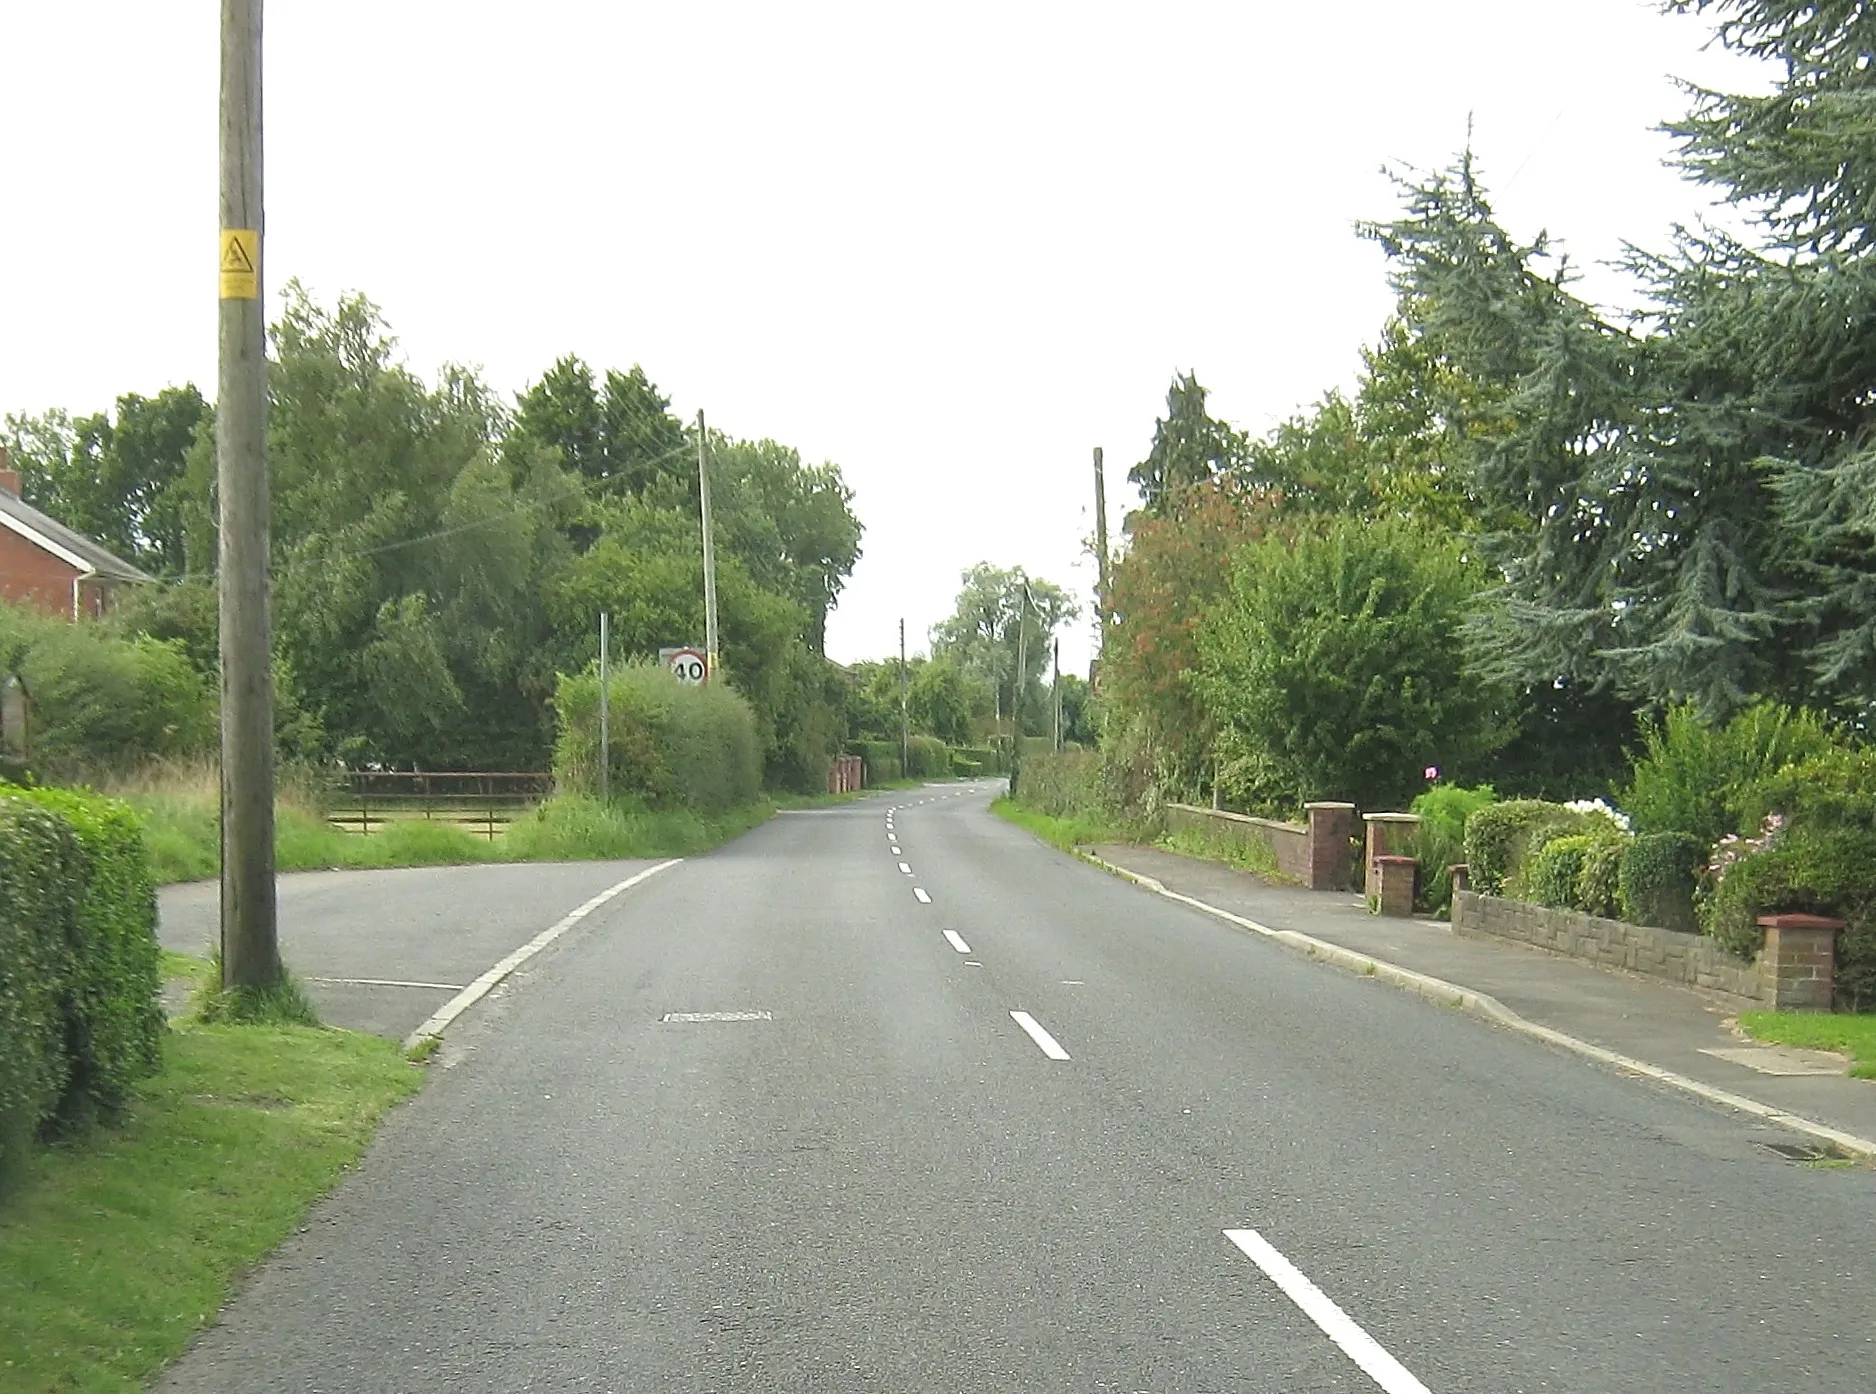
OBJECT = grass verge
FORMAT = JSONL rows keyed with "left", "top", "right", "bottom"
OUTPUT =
{"left": 1738, "top": 1011, "right": 1876, "bottom": 1080}
{"left": 0, "top": 1021, "right": 422, "bottom": 1393}
{"left": 125, "top": 787, "right": 779, "bottom": 886}
{"left": 990, "top": 796, "right": 1134, "bottom": 853}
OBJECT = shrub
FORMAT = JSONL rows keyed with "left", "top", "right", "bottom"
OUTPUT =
{"left": 905, "top": 735, "right": 950, "bottom": 779}
{"left": 0, "top": 799, "right": 81, "bottom": 1180}
{"left": 1519, "top": 834, "right": 1596, "bottom": 911}
{"left": 1409, "top": 783, "right": 1495, "bottom": 912}
{"left": 1576, "top": 834, "right": 1627, "bottom": 919}
{"left": 553, "top": 662, "right": 761, "bottom": 815}
{"left": 1014, "top": 750, "right": 1103, "bottom": 820}
{"left": 1700, "top": 829, "right": 1876, "bottom": 1004}
{"left": 11, "top": 786, "right": 163, "bottom": 1121}
{"left": 1618, "top": 832, "right": 1704, "bottom": 932}
{"left": 1463, "top": 799, "right": 1589, "bottom": 896}
{"left": 0, "top": 604, "right": 217, "bottom": 778}
{"left": 1621, "top": 702, "right": 1837, "bottom": 845}
{"left": 853, "top": 740, "right": 903, "bottom": 785}
{"left": 951, "top": 745, "right": 1006, "bottom": 777}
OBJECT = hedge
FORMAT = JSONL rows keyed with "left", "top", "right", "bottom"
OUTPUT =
{"left": 1618, "top": 831, "right": 1704, "bottom": 933}
{"left": 554, "top": 662, "right": 761, "bottom": 815}
{"left": 0, "top": 786, "right": 162, "bottom": 1184}
{"left": 1702, "top": 828, "right": 1876, "bottom": 1007}
{"left": 951, "top": 745, "right": 1006, "bottom": 777}
{"left": 1463, "top": 800, "right": 1592, "bottom": 896}
{"left": 906, "top": 735, "right": 950, "bottom": 779}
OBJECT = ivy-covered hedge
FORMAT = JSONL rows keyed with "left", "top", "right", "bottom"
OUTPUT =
{"left": 0, "top": 786, "right": 162, "bottom": 1183}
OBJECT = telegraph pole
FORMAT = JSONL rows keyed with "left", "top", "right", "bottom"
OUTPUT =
{"left": 217, "top": 0, "right": 278, "bottom": 993}
{"left": 598, "top": 611, "right": 610, "bottom": 800}
{"left": 1052, "top": 637, "right": 1061, "bottom": 751}
{"left": 1092, "top": 446, "right": 1110, "bottom": 682}
{"left": 898, "top": 617, "right": 909, "bottom": 776}
{"left": 697, "top": 410, "right": 719, "bottom": 681}
{"left": 1011, "top": 578, "right": 1030, "bottom": 789}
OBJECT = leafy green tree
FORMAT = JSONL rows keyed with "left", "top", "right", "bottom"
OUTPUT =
{"left": 1127, "top": 373, "right": 1247, "bottom": 514}
{"left": 931, "top": 563, "right": 1076, "bottom": 734}
{"left": 1196, "top": 516, "right": 1510, "bottom": 814}
{"left": 909, "top": 655, "right": 985, "bottom": 745}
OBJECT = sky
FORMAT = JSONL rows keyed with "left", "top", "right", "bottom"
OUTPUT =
{"left": 0, "top": 1, "right": 1768, "bottom": 676}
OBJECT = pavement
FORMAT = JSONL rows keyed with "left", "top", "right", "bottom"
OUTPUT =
{"left": 1085, "top": 842, "right": 1876, "bottom": 1150}
{"left": 157, "top": 783, "right": 1876, "bottom": 1393}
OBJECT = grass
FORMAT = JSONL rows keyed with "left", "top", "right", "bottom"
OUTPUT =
{"left": 98, "top": 761, "right": 782, "bottom": 885}
{"left": 992, "top": 795, "right": 1289, "bottom": 883}
{"left": 0, "top": 1020, "right": 422, "bottom": 1393}
{"left": 1738, "top": 1011, "right": 1876, "bottom": 1080}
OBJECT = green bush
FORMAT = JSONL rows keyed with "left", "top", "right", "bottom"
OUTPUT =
{"left": 1622, "top": 702, "right": 1837, "bottom": 845}
{"left": 1618, "top": 831, "right": 1704, "bottom": 932}
{"left": 0, "top": 605, "right": 216, "bottom": 778}
{"left": 554, "top": 662, "right": 761, "bottom": 815}
{"left": 12, "top": 787, "right": 162, "bottom": 1122}
{"left": 1463, "top": 799, "right": 1588, "bottom": 896}
{"left": 1013, "top": 750, "right": 1103, "bottom": 820}
{"left": 854, "top": 740, "right": 903, "bottom": 785}
{"left": 0, "top": 799, "right": 81, "bottom": 1180}
{"left": 905, "top": 735, "right": 950, "bottom": 779}
{"left": 951, "top": 745, "right": 1005, "bottom": 776}
{"left": 1409, "top": 783, "right": 1495, "bottom": 912}
{"left": 1520, "top": 834, "right": 1597, "bottom": 911}
{"left": 1701, "top": 829, "right": 1876, "bottom": 1005}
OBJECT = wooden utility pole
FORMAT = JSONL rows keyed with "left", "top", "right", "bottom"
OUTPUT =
{"left": 697, "top": 410, "right": 719, "bottom": 681}
{"left": 899, "top": 617, "right": 909, "bottom": 775}
{"left": 217, "top": 0, "right": 279, "bottom": 993}
{"left": 1052, "top": 637, "right": 1061, "bottom": 751}
{"left": 1092, "top": 446, "right": 1110, "bottom": 685}
{"left": 1011, "top": 578, "right": 1030, "bottom": 788}
{"left": 598, "top": 611, "right": 610, "bottom": 800}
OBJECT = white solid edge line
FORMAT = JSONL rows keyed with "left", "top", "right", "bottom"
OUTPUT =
{"left": 402, "top": 859, "right": 682, "bottom": 1052}
{"left": 1224, "top": 1230, "right": 1430, "bottom": 1394}
{"left": 1010, "top": 1009, "right": 1071, "bottom": 1060}
{"left": 1079, "top": 852, "right": 1876, "bottom": 1161}
{"left": 306, "top": 976, "right": 467, "bottom": 991}
{"left": 944, "top": 929, "right": 971, "bottom": 954}
{"left": 913, "top": 887, "right": 932, "bottom": 903}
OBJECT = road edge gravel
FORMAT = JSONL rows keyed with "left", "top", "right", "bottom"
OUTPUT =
{"left": 1079, "top": 851, "right": 1876, "bottom": 1162}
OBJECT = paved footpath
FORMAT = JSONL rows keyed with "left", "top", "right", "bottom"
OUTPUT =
{"left": 159, "top": 786, "right": 1875, "bottom": 1392}
{"left": 1086, "top": 842, "right": 1876, "bottom": 1149}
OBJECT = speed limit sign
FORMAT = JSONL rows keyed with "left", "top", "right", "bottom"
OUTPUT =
{"left": 659, "top": 646, "right": 708, "bottom": 685}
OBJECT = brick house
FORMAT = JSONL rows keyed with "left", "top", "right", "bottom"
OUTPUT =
{"left": 0, "top": 445, "right": 152, "bottom": 618}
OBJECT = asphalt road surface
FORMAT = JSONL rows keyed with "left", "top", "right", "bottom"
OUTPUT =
{"left": 160, "top": 784, "right": 1876, "bottom": 1393}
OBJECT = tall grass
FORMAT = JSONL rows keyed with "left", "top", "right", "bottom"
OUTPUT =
{"left": 86, "top": 762, "right": 774, "bottom": 884}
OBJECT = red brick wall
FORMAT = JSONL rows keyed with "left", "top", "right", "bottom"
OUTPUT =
{"left": 0, "top": 526, "right": 85, "bottom": 617}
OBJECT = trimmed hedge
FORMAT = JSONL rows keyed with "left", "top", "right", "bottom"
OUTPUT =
{"left": 1618, "top": 831, "right": 1703, "bottom": 933}
{"left": 1463, "top": 800, "right": 1591, "bottom": 896}
{"left": 853, "top": 740, "right": 903, "bottom": 786}
{"left": 951, "top": 745, "right": 1007, "bottom": 777}
{"left": 554, "top": 662, "right": 761, "bottom": 815}
{"left": 906, "top": 735, "right": 950, "bottom": 779}
{"left": 1701, "top": 828, "right": 1876, "bottom": 1007}
{"left": 0, "top": 786, "right": 162, "bottom": 1183}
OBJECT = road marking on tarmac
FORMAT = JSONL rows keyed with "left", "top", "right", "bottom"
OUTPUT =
{"left": 402, "top": 859, "right": 682, "bottom": 1052}
{"left": 1009, "top": 1010, "right": 1071, "bottom": 1060}
{"left": 899, "top": 861, "right": 913, "bottom": 874}
{"left": 943, "top": 930, "right": 971, "bottom": 954}
{"left": 913, "top": 887, "right": 932, "bottom": 904}
{"left": 1223, "top": 1229, "right": 1431, "bottom": 1394}
{"left": 308, "top": 976, "right": 466, "bottom": 991}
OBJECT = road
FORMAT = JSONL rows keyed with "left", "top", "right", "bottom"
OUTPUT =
{"left": 160, "top": 784, "right": 1876, "bottom": 1393}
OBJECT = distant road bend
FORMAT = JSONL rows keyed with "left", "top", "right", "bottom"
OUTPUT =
{"left": 161, "top": 783, "right": 1876, "bottom": 1393}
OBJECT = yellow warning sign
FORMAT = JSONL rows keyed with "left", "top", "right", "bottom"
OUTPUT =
{"left": 219, "top": 229, "right": 259, "bottom": 299}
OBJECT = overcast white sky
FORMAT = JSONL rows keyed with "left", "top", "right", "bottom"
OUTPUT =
{"left": 1, "top": 2, "right": 1766, "bottom": 675}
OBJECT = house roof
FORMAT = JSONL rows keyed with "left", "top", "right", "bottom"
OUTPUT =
{"left": 0, "top": 492, "right": 153, "bottom": 583}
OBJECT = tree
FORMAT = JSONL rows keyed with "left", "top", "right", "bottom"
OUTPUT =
{"left": 1196, "top": 516, "right": 1510, "bottom": 814}
{"left": 930, "top": 563, "right": 1076, "bottom": 734}
{"left": 908, "top": 655, "right": 985, "bottom": 745}
{"left": 1127, "top": 373, "right": 1248, "bottom": 514}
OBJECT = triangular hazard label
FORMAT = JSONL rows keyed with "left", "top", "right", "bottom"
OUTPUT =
{"left": 221, "top": 237, "right": 255, "bottom": 273}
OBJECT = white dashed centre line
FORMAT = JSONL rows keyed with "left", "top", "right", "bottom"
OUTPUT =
{"left": 1009, "top": 1010, "right": 1071, "bottom": 1060}
{"left": 1223, "top": 1230, "right": 1431, "bottom": 1394}
{"left": 899, "top": 861, "right": 913, "bottom": 874}
{"left": 913, "top": 887, "right": 932, "bottom": 904}
{"left": 943, "top": 930, "right": 971, "bottom": 954}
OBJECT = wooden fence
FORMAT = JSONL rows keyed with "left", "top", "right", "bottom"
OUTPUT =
{"left": 325, "top": 771, "right": 555, "bottom": 841}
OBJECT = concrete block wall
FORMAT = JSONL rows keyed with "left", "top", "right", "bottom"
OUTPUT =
{"left": 1164, "top": 804, "right": 1355, "bottom": 890}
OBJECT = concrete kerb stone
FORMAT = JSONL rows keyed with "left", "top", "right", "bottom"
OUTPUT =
{"left": 1074, "top": 848, "right": 1876, "bottom": 1163}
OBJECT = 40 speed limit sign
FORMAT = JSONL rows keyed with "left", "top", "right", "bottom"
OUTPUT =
{"left": 658, "top": 646, "right": 709, "bottom": 684}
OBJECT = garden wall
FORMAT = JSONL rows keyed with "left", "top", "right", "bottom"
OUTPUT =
{"left": 1453, "top": 890, "right": 1763, "bottom": 1001}
{"left": 1164, "top": 802, "right": 1355, "bottom": 890}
